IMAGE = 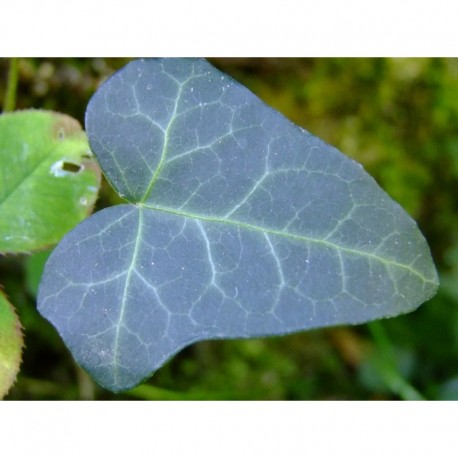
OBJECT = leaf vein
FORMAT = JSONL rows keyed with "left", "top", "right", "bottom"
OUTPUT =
{"left": 142, "top": 203, "right": 434, "bottom": 284}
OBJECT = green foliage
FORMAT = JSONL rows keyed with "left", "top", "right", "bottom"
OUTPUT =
{"left": 0, "top": 110, "right": 100, "bottom": 253}
{"left": 1, "top": 58, "right": 456, "bottom": 400}
{"left": 0, "top": 291, "right": 23, "bottom": 397}
{"left": 0, "top": 60, "right": 103, "bottom": 396}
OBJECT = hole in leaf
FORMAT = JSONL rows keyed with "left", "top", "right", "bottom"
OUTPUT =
{"left": 62, "top": 162, "right": 82, "bottom": 173}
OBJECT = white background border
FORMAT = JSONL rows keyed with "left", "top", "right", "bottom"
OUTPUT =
{"left": 1, "top": 402, "right": 457, "bottom": 457}
{"left": 2, "top": 0, "right": 457, "bottom": 56}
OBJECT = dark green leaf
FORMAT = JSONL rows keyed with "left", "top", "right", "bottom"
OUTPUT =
{"left": 38, "top": 59, "right": 438, "bottom": 392}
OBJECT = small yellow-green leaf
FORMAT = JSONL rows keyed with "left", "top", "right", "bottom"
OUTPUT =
{"left": 0, "top": 291, "right": 23, "bottom": 398}
{"left": 0, "top": 110, "right": 101, "bottom": 253}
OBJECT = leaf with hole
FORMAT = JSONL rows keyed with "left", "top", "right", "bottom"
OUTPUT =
{"left": 0, "top": 110, "right": 101, "bottom": 253}
{"left": 37, "top": 59, "right": 439, "bottom": 392}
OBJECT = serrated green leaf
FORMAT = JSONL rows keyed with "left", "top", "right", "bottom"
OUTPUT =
{"left": 0, "top": 110, "right": 101, "bottom": 253}
{"left": 38, "top": 59, "right": 439, "bottom": 392}
{"left": 0, "top": 291, "right": 23, "bottom": 398}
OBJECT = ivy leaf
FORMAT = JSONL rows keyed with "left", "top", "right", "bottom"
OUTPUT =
{"left": 37, "top": 59, "right": 439, "bottom": 392}
{"left": 0, "top": 110, "right": 101, "bottom": 253}
{"left": 0, "top": 291, "right": 23, "bottom": 398}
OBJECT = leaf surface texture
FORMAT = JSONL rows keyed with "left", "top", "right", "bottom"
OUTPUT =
{"left": 38, "top": 59, "right": 438, "bottom": 392}
{"left": 0, "top": 111, "right": 101, "bottom": 253}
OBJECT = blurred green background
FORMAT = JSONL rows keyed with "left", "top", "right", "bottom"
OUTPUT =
{"left": 0, "top": 58, "right": 457, "bottom": 400}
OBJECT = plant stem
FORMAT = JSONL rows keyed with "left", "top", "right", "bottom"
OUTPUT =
{"left": 367, "top": 321, "right": 425, "bottom": 400}
{"left": 74, "top": 362, "right": 96, "bottom": 400}
{"left": 3, "top": 58, "right": 19, "bottom": 112}
{"left": 127, "top": 384, "right": 191, "bottom": 400}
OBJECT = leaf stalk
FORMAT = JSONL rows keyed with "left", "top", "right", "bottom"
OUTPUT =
{"left": 3, "top": 58, "right": 19, "bottom": 112}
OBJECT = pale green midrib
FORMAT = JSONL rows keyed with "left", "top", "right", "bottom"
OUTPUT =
{"left": 112, "top": 208, "right": 144, "bottom": 385}
{"left": 140, "top": 202, "right": 436, "bottom": 285}
{"left": 139, "top": 82, "right": 185, "bottom": 203}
